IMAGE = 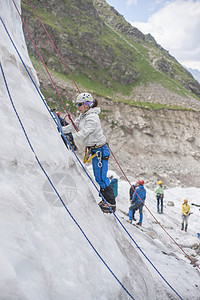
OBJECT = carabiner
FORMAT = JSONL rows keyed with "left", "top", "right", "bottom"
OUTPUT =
{"left": 96, "top": 151, "right": 102, "bottom": 168}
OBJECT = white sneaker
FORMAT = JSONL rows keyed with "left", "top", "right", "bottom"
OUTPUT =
{"left": 127, "top": 220, "right": 132, "bottom": 224}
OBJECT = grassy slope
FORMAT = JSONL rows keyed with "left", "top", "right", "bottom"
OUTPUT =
{"left": 22, "top": 0, "right": 200, "bottom": 111}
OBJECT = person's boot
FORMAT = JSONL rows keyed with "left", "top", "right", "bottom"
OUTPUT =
{"left": 100, "top": 185, "right": 115, "bottom": 205}
{"left": 181, "top": 223, "right": 184, "bottom": 230}
{"left": 100, "top": 185, "right": 116, "bottom": 213}
{"left": 185, "top": 224, "right": 188, "bottom": 232}
{"left": 132, "top": 210, "right": 136, "bottom": 221}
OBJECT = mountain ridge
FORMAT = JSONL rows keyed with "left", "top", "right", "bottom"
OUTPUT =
{"left": 22, "top": 0, "right": 200, "bottom": 105}
{"left": 21, "top": 0, "right": 200, "bottom": 188}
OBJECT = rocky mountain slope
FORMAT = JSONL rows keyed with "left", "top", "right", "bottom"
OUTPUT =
{"left": 22, "top": 0, "right": 200, "bottom": 100}
{"left": 21, "top": 0, "right": 200, "bottom": 187}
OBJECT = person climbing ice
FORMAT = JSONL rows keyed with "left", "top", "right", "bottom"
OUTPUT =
{"left": 56, "top": 111, "right": 78, "bottom": 151}
{"left": 62, "top": 92, "right": 116, "bottom": 213}
{"left": 109, "top": 175, "right": 118, "bottom": 198}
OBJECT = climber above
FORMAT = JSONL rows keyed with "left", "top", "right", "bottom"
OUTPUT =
{"left": 62, "top": 92, "right": 116, "bottom": 213}
{"left": 56, "top": 111, "right": 77, "bottom": 151}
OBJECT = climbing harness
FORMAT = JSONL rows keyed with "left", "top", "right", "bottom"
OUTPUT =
{"left": 0, "top": 10, "right": 186, "bottom": 299}
{"left": 83, "top": 143, "right": 107, "bottom": 165}
{"left": 5, "top": 2, "right": 200, "bottom": 277}
{"left": 1, "top": 56, "right": 183, "bottom": 299}
{"left": 83, "top": 147, "right": 102, "bottom": 167}
{"left": 9, "top": 0, "right": 200, "bottom": 275}
{"left": 0, "top": 61, "right": 135, "bottom": 300}
{"left": 2, "top": 3, "right": 198, "bottom": 297}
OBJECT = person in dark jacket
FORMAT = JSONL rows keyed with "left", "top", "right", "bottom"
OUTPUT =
{"left": 129, "top": 181, "right": 139, "bottom": 220}
{"left": 109, "top": 175, "right": 118, "bottom": 198}
{"left": 56, "top": 111, "right": 77, "bottom": 151}
{"left": 129, "top": 181, "right": 139, "bottom": 203}
{"left": 128, "top": 180, "right": 146, "bottom": 226}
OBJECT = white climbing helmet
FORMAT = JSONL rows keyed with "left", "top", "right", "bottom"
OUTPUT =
{"left": 76, "top": 93, "right": 94, "bottom": 107}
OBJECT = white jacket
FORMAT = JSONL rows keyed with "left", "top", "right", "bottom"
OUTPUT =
{"left": 62, "top": 107, "right": 106, "bottom": 147}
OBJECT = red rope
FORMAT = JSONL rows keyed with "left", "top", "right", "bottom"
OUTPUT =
{"left": 11, "top": 0, "right": 79, "bottom": 132}
{"left": 17, "top": 0, "right": 199, "bottom": 271}
{"left": 26, "top": 0, "right": 81, "bottom": 94}
{"left": 109, "top": 146, "right": 200, "bottom": 270}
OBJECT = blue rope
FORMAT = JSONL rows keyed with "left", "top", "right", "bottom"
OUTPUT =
{"left": 24, "top": 32, "right": 62, "bottom": 109}
{"left": 0, "top": 17, "right": 184, "bottom": 300}
{"left": 0, "top": 61, "right": 135, "bottom": 300}
{"left": 0, "top": 17, "right": 56, "bottom": 127}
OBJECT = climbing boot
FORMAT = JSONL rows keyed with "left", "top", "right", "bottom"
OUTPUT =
{"left": 100, "top": 202, "right": 116, "bottom": 213}
{"left": 181, "top": 223, "right": 184, "bottom": 230}
{"left": 98, "top": 200, "right": 105, "bottom": 207}
{"left": 100, "top": 185, "right": 116, "bottom": 205}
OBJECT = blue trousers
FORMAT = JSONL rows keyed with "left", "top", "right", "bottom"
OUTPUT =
{"left": 91, "top": 144, "right": 110, "bottom": 189}
{"left": 129, "top": 202, "right": 144, "bottom": 224}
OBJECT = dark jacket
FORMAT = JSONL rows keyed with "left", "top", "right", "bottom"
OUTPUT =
{"left": 129, "top": 185, "right": 136, "bottom": 200}
{"left": 59, "top": 117, "right": 68, "bottom": 127}
{"left": 110, "top": 178, "right": 118, "bottom": 197}
{"left": 132, "top": 185, "right": 146, "bottom": 204}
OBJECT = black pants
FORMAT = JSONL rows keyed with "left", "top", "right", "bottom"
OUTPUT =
{"left": 100, "top": 185, "right": 116, "bottom": 205}
{"left": 157, "top": 194, "right": 163, "bottom": 213}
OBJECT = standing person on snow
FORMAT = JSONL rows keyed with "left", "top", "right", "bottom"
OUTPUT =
{"left": 129, "top": 182, "right": 139, "bottom": 203}
{"left": 62, "top": 93, "right": 116, "bottom": 213}
{"left": 154, "top": 181, "right": 164, "bottom": 214}
{"left": 181, "top": 199, "right": 190, "bottom": 232}
{"left": 128, "top": 181, "right": 139, "bottom": 220}
{"left": 109, "top": 175, "right": 118, "bottom": 198}
{"left": 128, "top": 180, "right": 146, "bottom": 226}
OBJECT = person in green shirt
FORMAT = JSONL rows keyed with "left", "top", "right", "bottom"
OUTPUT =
{"left": 154, "top": 181, "right": 164, "bottom": 214}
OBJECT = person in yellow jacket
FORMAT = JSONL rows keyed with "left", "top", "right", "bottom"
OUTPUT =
{"left": 181, "top": 199, "right": 190, "bottom": 232}
{"left": 154, "top": 181, "right": 164, "bottom": 214}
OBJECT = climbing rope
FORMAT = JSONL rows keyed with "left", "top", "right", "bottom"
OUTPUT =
{"left": 24, "top": 0, "right": 81, "bottom": 94}
{"left": 0, "top": 61, "right": 135, "bottom": 300}
{"left": 109, "top": 148, "right": 200, "bottom": 270}
{"left": 10, "top": 0, "right": 78, "bottom": 132}
{"left": 0, "top": 15, "right": 186, "bottom": 299}
{"left": 24, "top": 32, "right": 62, "bottom": 110}
{"left": 8, "top": 0, "right": 200, "bottom": 273}
{"left": 18, "top": 0, "right": 200, "bottom": 269}
{"left": 9, "top": 0, "right": 200, "bottom": 276}
{"left": 1, "top": 0, "right": 198, "bottom": 296}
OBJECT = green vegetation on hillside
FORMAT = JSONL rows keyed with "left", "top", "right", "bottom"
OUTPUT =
{"left": 22, "top": 0, "right": 200, "bottom": 111}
